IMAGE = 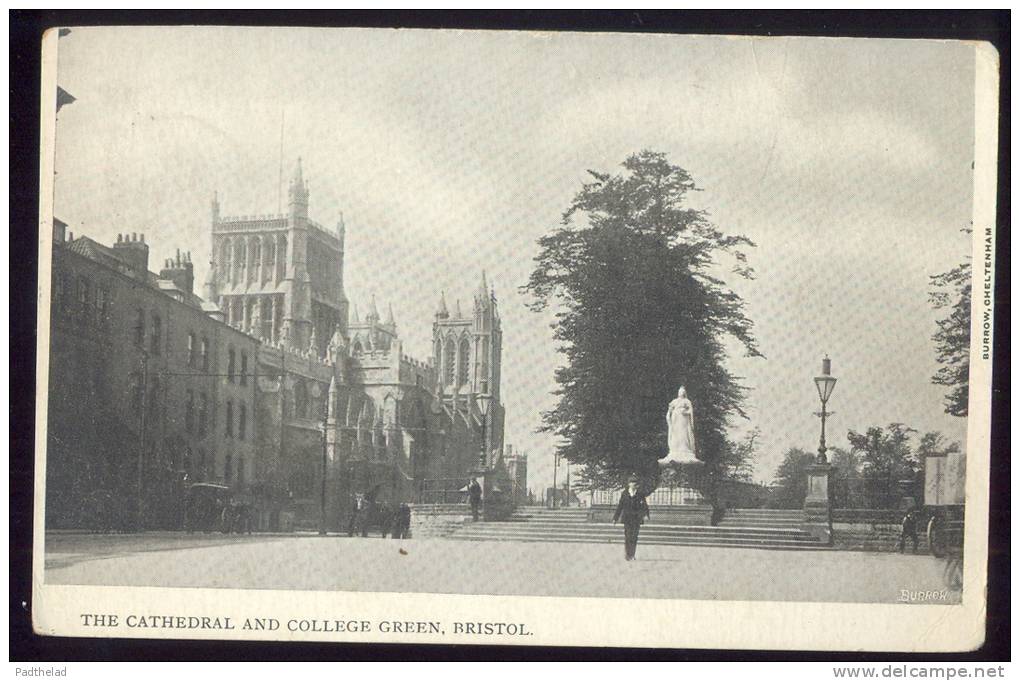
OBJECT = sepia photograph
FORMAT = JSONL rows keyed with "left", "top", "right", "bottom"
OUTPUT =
{"left": 31, "top": 25, "right": 998, "bottom": 651}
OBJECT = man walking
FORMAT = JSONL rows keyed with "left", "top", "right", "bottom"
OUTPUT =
{"left": 613, "top": 474, "right": 650, "bottom": 561}
{"left": 468, "top": 478, "right": 483, "bottom": 522}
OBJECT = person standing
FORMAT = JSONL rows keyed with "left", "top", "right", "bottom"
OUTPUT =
{"left": 613, "top": 475, "right": 650, "bottom": 561}
{"left": 468, "top": 478, "right": 483, "bottom": 522}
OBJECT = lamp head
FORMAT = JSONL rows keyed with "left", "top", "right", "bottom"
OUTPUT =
{"left": 814, "top": 356, "right": 837, "bottom": 402}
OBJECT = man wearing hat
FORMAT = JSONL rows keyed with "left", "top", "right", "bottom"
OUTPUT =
{"left": 613, "top": 474, "right": 651, "bottom": 561}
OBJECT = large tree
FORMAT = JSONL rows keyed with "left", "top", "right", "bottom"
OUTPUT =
{"left": 771, "top": 447, "right": 816, "bottom": 509}
{"left": 929, "top": 233, "right": 971, "bottom": 417}
{"left": 848, "top": 423, "right": 922, "bottom": 508}
{"left": 524, "top": 151, "right": 762, "bottom": 490}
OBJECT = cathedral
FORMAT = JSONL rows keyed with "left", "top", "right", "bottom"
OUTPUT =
{"left": 45, "top": 158, "right": 510, "bottom": 532}
{"left": 203, "top": 159, "right": 508, "bottom": 531}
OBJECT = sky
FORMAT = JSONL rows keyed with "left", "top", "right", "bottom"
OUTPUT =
{"left": 51, "top": 27, "right": 976, "bottom": 492}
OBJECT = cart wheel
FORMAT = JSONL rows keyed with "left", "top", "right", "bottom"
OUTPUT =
{"left": 927, "top": 515, "right": 946, "bottom": 558}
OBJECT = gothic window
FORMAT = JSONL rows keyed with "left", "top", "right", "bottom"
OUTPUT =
{"left": 239, "top": 403, "right": 247, "bottom": 440}
{"left": 294, "top": 380, "right": 308, "bottom": 419}
{"left": 150, "top": 314, "right": 161, "bottom": 355}
{"left": 278, "top": 235, "right": 287, "bottom": 278}
{"left": 264, "top": 239, "right": 275, "bottom": 278}
{"left": 480, "top": 342, "right": 490, "bottom": 394}
{"left": 221, "top": 240, "right": 232, "bottom": 275}
{"left": 352, "top": 340, "right": 363, "bottom": 356}
{"left": 225, "top": 401, "right": 234, "bottom": 438}
{"left": 188, "top": 333, "right": 197, "bottom": 367}
{"left": 251, "top": 239, "right": 261, "bottom": 280}
{"left": 227, "top": 348, "right": 236, "bottom": 382}
{"left": 458, "top": 337, "right": 470, "bottom": 386}
{"left": 443, "top": 338, "right": 456, "bottom": 385}
{"left": 201, "top": 337, "right": 210, "bottom": 371}
{"left": 235, "top": 241, "right": 246, "bottom": 274}
{"left": 240, "top": 352, "right": 248, "bottom": 386}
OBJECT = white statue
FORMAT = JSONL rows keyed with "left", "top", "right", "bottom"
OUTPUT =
{"left": 665, "top": 386, "right": 698, "bottom": 464}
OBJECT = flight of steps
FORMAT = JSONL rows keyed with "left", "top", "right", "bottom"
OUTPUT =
{"left": 449, "top": 506, "right": 830, "bottom": 551}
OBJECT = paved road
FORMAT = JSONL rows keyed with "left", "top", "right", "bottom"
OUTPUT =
{"left": 44, "top": 532, "right": 961, "bottom": 603}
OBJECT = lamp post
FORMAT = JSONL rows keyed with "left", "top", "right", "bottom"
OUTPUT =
{"left": 477, "top": 395, "right": 491, "bottom": 471}
{"left": 319, "top": 406, "right": 328, "bottom": 536}
{"left": 813, "top": 355, "right": 838, "bottom": 464}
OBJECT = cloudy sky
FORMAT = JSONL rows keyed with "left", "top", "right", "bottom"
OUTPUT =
{"left": 51, "top": 27, "right": 977, "bottom": 491}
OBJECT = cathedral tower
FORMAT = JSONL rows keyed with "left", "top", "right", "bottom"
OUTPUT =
{"left": 204, "top": 158, "right": 348, "bottom": 354}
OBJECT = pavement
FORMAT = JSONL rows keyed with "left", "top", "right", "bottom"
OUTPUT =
{"left": 43, "top": 531, "right": 962, "bottom": 604}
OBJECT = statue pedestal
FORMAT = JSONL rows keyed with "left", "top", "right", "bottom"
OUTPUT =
{"left": 802, "top": 462, "right": 834, "bottom": 545}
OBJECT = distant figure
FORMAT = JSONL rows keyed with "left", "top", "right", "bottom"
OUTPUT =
{"left": 613, "top": 475, "right": 651, "bottom": 561}
{"left": 664, "top": 386, "right": 698, "bottom": 465}
{"left": 898, "top": 507, "right": 921, "bottom": 553}
{"left": 348, "top": 493, "right": 369, "bottom": 537}
{"left": 468, "top": 478, "right": 483, "bottom": 522}
{"left": 391, "top": 503, "right": 412, "bottom": 540}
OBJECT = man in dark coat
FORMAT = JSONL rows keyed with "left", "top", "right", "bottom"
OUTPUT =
{"left": 613, "top": 474, "right": 650, "bottom": 561}
{"left": 468, "top": 478, "right": 483, "bottom": 522}
{"left": 898, "top": 506, "right": 921, "bottom": 553}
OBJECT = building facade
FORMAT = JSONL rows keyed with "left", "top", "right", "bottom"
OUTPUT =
{"left": 45, "top": 158, "right": 509, "bottom": 532}
{"left": 46, "top": 224, "right": 258, "bottom": 530}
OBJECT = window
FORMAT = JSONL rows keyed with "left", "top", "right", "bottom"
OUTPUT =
{"left": 239, "top": 404, "right": 247, "bottom": 440}
{"left": 201, "top": 337, "right": 210, "bottom": 371}
{"left": 53, "top": 272, "right": 65, "bottom": 309}
{"left": 188, "top": 333, "right": 197, "bottom": 367}
{"left": 95, "top": 286, "right": 108, "bottom": 325}
{"left": 151, "top": 314, "right": 161, "bottom": 354}
{"left": 147, "top": 377, "right": 160, "bottom": 416}
{"left": 240, "top": 352, "right": 248, "bottom": 386}
{"left": 237, "top": 457, "right": 245, "bottom": 488}
{"left": 458, "top": 337, "right": 470, "bottom": 386}
{"left": 225, "top": 454, "right": 233, "bottom": 483}
{"left": 185, "top": 389, "right": 195, "bottom": 433}
{"left": 76, "top": 276, "right": 90, "bottom": 315}
{"left": 134, "top": 309, "right": 145, "bottom": 346}
{"left": 227, "top": 348, "right": 236, "bottom": 382}
{"left": 199, "top": 392, "right": 208, "bottom": 436}
{"left": 225, "top": 401, "right": 234, "bottom": 438}
{"left": 443, "top": 339, "right": 456, "bottom": 385}
{"left": 198, "top": 448, "right": 207, "bottom": 478}
{"left": 130, "top": 371, "right": 143, "bottom": 415}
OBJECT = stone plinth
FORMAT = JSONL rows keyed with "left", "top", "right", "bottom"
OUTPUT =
{"left": 802, "top": 462, "right": 834, "bottom": 544}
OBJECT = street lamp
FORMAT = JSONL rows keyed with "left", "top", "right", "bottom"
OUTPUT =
{"left": 813, "top": 355, "right": 838, "bottom": 464}
{"left": 477, "top": 395, "right": 491, "bottom": 471}
{"left": 319, "top": 404, "right": 329, "bottom": 536}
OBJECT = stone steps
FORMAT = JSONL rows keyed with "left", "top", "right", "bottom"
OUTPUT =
{"left": 451, "top": 526, "right": 829, "bottom": 551}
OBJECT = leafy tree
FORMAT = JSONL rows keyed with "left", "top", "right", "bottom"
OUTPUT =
{"left": 771, "top": 447, "right": 816, "bottom": 509}
{"left": 524, "top": 151, "right": 762, "bottom": 491}
{"left": 929, "top": 234, "right": 971, "bottom": 417}
{"left": 828, "top": 445, "right": 863, "bottom": 508}
{"left": 848, "top": 424, "right": 921, "bottom": 508}
{"left": 722, "top": 427, "right": 760, "bottom": 483}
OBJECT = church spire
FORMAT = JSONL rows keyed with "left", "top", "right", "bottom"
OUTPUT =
{"left": 351, "top": 303, "right": 360, "bottom": 324}
{"left": 436, "top": 291, "right": 449, "bottom": 319}
{"left": 366, "top": 294, "right": 380, "bottom": 323}
{"left": 288, "top": 156, "right": 308, "bottom": 209}
{"left": 385, "top": 303, "right": 395, "bottom": 327}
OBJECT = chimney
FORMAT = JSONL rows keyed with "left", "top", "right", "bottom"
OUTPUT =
{"left": 159, "top": 248, "right": 195, "bottom": 295}
{"left": 52, "top": 218, "right": 67, "bottom": 243}
{"left": 112, "top": 232, "right": 150, "bottom": 273}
